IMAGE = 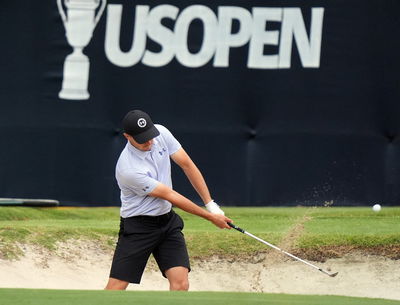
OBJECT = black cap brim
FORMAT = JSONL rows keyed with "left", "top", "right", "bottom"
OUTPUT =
{"left": 133, "top": 125, "right": 160, "bottom": 144}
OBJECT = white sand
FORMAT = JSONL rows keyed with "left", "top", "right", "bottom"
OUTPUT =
{"left": 0, "top": 242, "right": 399, "bottom": 301}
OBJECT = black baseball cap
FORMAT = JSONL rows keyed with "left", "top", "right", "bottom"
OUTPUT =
{"left": 122, "top": 110, "right": 160, "bottom": 144}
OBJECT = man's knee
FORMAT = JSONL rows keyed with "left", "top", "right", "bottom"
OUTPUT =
{"left": 165, "top": 267, "right": 189, "bottom": 291}
{"left": 170, "top": 278, "right": 189, "bottom": 291}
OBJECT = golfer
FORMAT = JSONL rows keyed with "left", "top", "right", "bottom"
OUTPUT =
{"left": 105, "top": 110, "right": 232, "bottom": 291}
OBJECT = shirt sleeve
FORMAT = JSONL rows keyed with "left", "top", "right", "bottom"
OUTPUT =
{"left": 117, "top": 169, "right": 159, "bottom": 196}
{"left": 156, "top": 125, "right": 182, "bottom": 155}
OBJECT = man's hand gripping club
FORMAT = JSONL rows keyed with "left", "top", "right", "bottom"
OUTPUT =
{"left": 205, "top": 200, "right": 231, "bottom": 229}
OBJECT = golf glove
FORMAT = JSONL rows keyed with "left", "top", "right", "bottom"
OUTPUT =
{"left": 205, "top": 200, "right": 225, "bottom": 215}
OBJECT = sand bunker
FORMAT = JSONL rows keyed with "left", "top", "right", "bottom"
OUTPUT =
{"left": 0, "top": 241, "right": 399, "bottom": 301}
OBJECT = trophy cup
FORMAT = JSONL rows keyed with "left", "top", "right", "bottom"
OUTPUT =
{"left": 57, "top": 0, "right": 106, "bottom": 100}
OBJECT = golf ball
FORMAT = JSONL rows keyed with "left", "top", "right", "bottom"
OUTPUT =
{"left": 372, "top": 204, "right": 381, "bottom": 212}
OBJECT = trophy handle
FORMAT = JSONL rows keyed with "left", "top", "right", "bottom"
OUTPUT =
{"left": 94, "top": 0, "right": 107, "bottom": 27}
{"left": 56, "top": 0, "right": 67, "bottom": 26}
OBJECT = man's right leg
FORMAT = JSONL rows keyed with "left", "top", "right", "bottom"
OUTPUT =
{"left": 107, "top": 217, "right": 159, "bottom": 289}
{"left": 105, "top": 277, "right": 129, "bottom": 290}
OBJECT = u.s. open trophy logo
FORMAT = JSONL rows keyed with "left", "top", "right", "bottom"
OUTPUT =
{"left": 57, "top": 0, "right": 106, "bottom": 100}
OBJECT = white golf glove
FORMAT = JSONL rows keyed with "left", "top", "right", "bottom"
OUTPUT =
{"left": 205, "top": 200, "right": 225, "bottom": 215}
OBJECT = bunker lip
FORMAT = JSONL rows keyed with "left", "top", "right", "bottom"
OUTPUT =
{"left": 1, "top": 241, "right": 399, "bottom": 263}
{"left": 291, "top": 245, "right": 400, "bottom": 262}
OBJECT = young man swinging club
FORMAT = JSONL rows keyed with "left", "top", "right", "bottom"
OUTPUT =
{"left": 105, "top": 110, "right": 232, "bottom": 291}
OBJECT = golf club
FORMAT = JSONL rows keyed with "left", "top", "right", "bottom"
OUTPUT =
{"left": 228, "top": 222, "right": 338, "bottom": 278}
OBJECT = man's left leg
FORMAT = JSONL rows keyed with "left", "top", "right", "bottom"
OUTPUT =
{"left": 165, "top": 266, "right": 189, "bottom": 291}
{"left": 155, "top": 212, "right": 191, "bottom": 290}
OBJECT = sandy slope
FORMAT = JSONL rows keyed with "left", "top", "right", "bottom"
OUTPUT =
{"left": 0, "top": 242, "right": 399, "bottom": 301}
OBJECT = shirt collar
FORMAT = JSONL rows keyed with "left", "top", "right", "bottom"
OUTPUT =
{"left": 127, "top": 141, "right": 150, "bottom": 160}
{"left": 126, "top": 139, "right": 158, "bottom": 160}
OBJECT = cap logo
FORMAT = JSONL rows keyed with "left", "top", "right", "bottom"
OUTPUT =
{"left": 137, "top": 118, "right": 147, "bottom": 128}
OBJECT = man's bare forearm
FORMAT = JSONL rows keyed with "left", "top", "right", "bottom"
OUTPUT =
{"left": 150, "top": 183, "right": 210, "bottom": 219}
{"left": 171, "top": 148, "right": 212, "bottom": 204}
{"left": 149, "top": 183, "right": 231, "bottom": 229}
{"left": 182, "top": 164, "right": 212, "bottom": 204}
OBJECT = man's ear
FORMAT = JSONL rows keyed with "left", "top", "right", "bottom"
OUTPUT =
{"left": 123, "top": 133, "right": 130, "bottom": 140}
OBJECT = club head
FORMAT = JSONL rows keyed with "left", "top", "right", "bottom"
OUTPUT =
{"left": 320, "top": 268, "right": 338, "bottom": 278}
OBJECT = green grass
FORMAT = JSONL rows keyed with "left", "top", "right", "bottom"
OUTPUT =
{"left": 0, "top": 206, "right": 399, "bottom": 259}
{"left": 0, "top": 289, "right": 399, "bottom": 305}
{"left": 298, "top": 207, "right": 400, "bottom": 248}
{"left": 0, "top": 207, "right": 120, "bottom": 259}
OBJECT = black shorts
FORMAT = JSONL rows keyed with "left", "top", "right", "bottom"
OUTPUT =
{"left": 109, "top": 209, "right": 190, "bottom": 284}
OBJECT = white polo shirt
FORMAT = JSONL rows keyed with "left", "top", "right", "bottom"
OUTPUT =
{"left": 116, "top": 124, "right": 181, "bottom": 218}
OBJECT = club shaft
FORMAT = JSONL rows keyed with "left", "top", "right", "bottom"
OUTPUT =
{"left": 243, "top": 231, "right": 321, "bottom": 271}
{"left": 228, "top": 222, "right": 336, "bottom": 277}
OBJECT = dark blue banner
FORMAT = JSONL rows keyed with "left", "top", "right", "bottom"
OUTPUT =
{"left": 0, "top": 0, "right": 399, "bottom": 206}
